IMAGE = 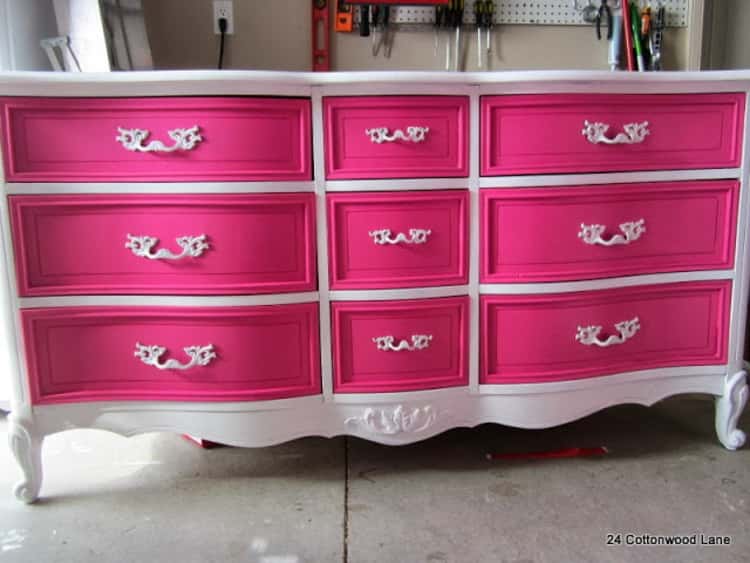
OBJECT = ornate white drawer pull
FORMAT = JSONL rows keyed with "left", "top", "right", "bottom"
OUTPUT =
{"left": 365, "top": 126, "right": 430, "bottom": 144}
{"left": 345, "top": 405, "right": 437, "bottom": 436}
{"left": 126, "top": 234, "right": 209, "bottom": 260}
{"left": 134, "top": 343, "right": 216, "bottom": 371}
{"left": 578, "top": 219, "right": 646, "bottom": 246}
{"left": 582, "top": 120, "right": 649, "bottom": 145}
{"left": 369, "top": 228, "right": 431, "bottom": 245}
{"left": 575, "top": 317, "right": 640, "bottom": 348}
{"left": 373, "top": 334, "right": 433, "bottom": 352}
{"left": 116, "top": 125, "right": 202, "bottom": 152}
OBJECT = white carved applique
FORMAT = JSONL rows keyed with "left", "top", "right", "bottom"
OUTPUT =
{"left": 345, "top": 405, "right": 437, "bottom": 436}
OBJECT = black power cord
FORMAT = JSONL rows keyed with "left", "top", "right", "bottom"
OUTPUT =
{"left": 217, "top": 17, "right": 228, "bottom": 69}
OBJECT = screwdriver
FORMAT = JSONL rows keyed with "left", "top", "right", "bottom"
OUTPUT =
{"left": 444, "top": 0, "right": 453, "bottom": 70}
{"left": 371, "top": 5, "right": 381, "bottom": 55}
{"left": 630, "top": 0, "right": 645, "bottom": 71}
{"left": 434, "top": 5, "right": 447, "bottom": 59}
{"left": 474, "top": 0, "right": 484, "bottom": 69}
{"left": 454, "top": 0, "right": 464, "bottom": 71}
{"left": 382, "top": 5, "right": 392, "bottom": 58}
{"left": 485, "top": 0, "right": 494, "bottom": 65}
{"left": 359, "top": 4, "right": 370, "bottom": 37}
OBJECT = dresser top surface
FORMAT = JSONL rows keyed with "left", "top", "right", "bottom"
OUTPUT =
{"left": 1, "top": 70, "right": 750, "bottom": 97}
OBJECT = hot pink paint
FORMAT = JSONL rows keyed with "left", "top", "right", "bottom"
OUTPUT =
{"left": 23, "top": 304, "right": 322, "bottom": 404}
{"left": 327, "top": 190, "right": 469, "bottom": 289}
{"left": 481, "top": 93, "right": 745, "bottom": 176}
{"left": 332, "top": 296, "right": 469, "bottom": 393}
{"left": 481, "top": 180, "right": 739, "bottom": 283}
{"left": 10, "top": 194, "right": 317, "bottom": 296}
{"left": 0, "top": 97, "right": 312, "bottom": 182}
{"left": 481, "top": 281, "right": 731, "bottom": 384}
{"left": 324, "top": 96, "right": 469, "bottom": 179}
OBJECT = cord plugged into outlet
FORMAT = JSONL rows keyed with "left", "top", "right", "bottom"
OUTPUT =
{"left": 213, "top": 0, "right": 234, "bottom": 35}
{"left": 214, "top": 0, "right": 233, "bottom": 69}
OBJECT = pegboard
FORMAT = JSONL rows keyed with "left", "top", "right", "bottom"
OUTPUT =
{"left": 355, "top": 1, "right": 688, "bottom": 28}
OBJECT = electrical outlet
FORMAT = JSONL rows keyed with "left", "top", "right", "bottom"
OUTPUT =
{"left": 213, "top": 0, "right": 234, "bottom": 35}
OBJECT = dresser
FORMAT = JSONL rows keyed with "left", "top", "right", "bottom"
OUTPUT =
{"left": 1, "top": 71, "right": 748, "bottom": 504}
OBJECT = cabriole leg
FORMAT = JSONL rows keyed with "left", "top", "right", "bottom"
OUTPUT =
{"left": 716, "top": 371, "right": 748, "bottom": 450}
{"left": 7, "top": 415, "right": 43, "bottom": 504}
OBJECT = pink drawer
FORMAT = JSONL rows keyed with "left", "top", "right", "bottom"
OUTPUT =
{"left": 481, "top": 281, "right": 730, "bottom": 384}
{"left": 481, "top": 180, "right": 739, "bottom": 283}
{"left": 332, "top": 296, "right": 469, "bottom": 393}
{"left": 0, "top": 97, "right": 311, "bottom": 182}
{"left": 23, "top": 304, "right": 321, "bottom": 404}
{"left": 481, "top": 93, "right": 745, "bottom": 176}
{"left": 327, "top": 190, "right": 468, "bottom": 290}
{"left": 324, "top": 96, "right": 469, "bottom": 180}
{"left": 10, "top": 194, "right": 316, "bottom": 296}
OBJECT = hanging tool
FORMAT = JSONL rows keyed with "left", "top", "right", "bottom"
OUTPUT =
{"left": 312, "top": 0, "right": 330, "bottom": 71}
{"left": 608, "top": 10, "right": 623, "bottom": 70}
{"left": 336, "top": 1, "right": 354, "bottom": 32}
{"left": 595, "top": 0, "right": 612, "bottom": 40}
{"left": 371, "top": 5, "right": 393, "bottom": 58}
{"left": 382, "top": 5, "right": 393, "bottom": 57}
{"left": 359, "top": 4, "right": 370, "bottom": 36}
{"left": 443, "top": 1, "right": 453, "bottom": 69}
{"left": 621, "top": 0, "right": 635, "bottom": 71}
{"left": 629, "top": 0, "right": 645, "bottom": 71}
{"left": 580, "top": 0, "right": 599, "bottom": 23}
{"left": 474, "top": 0, "right": 484, "bottom": 69}
{"left": 640, "top": 5, "right": 651, "bottom": 36}
{"left": 640, "top": 4, "right": 652, "bottom": 69}
{"left": 434, "top": 5, "right": 444, "bottom": 57}
{"left": 371, "top": 5, "right": 381, "bottom": 54}
{"left": 453, "top": 0, "right": 464, "bottom": 71}
{"left": 485, "top": 0, "right": 494, "bottom": 64}
{"left": 649, "top": 3, "right": 665, "bottom": 70}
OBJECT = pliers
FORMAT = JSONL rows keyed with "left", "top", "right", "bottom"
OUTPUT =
{"left": 596, "top": 0, "right": 613, "bottom": 40}
{"left": 372, "top": 5, "right": 393, "bottom": 57}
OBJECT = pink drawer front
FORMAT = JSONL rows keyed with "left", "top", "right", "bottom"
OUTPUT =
{"left": 327, "top": 190, "right": 468, "bottom": 290}
{"left": 481, "top": 180, "right": 739, "bottom": 283}
{"left": 324, "top": 96, "right": 469, "bottom": 180}
{"left": 481, "top": 281, "right": 730, "bottom": 384}
{"left": 0, "top": 97, "right": 311, "bottom": 182}
{"left": 10, "top": 194, "right": 316, "bottom": 296}
{"left": 332, "top": 296, "right": 469, "bottom": 393}
{"left": 23, "top": 304, "right": 321, "bottom": 404}
{"left": 481, "top": 93, "right": 745, "bottom": 176}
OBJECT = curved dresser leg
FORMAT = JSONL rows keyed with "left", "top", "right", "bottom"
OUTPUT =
{"left": 716, "top": 371, "right": 748, "bottom": 450}
{"left": 7, "top": 415, "right": 43, "bottom": 504}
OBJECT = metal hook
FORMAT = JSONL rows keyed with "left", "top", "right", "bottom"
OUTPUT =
{"left": 571, "top": 0, "right": 594, "bottom": 10}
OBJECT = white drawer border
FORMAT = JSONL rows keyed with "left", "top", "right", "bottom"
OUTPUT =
{"left": 6, "top": 181, "right": 316, "bottom": 195}
{"left": 17, "top": 293, "right": 321, "bottom": 309}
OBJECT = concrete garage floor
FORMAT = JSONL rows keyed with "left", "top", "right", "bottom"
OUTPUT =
{"left": 0, "top": 397, "right": 748, "bottom": 563}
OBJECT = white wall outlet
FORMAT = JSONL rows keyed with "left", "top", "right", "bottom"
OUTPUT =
{"left": 213, "top": 0, "right": 234, "bottom": 35}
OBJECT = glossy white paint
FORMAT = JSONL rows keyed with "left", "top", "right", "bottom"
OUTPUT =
{"left": 0, "top": 70, "right": 748, "bottom": 503}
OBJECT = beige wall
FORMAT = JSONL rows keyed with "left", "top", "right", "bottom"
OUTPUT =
{"left": 705, "top": 0, "right": 750, "bottom": 69}
{"left": 143, "top": 0, "right": 689, "bottom": 72}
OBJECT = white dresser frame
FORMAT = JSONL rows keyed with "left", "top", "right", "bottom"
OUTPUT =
{"left": 0, "top": 70, "right": 748, "bottom": 504}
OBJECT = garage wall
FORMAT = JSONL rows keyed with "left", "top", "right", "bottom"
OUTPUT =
{"left": 703, "top": 0, "right": 750, "bottom": 70}
{"left": 142, "top": 0, "right": 689, "bottom": 72}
